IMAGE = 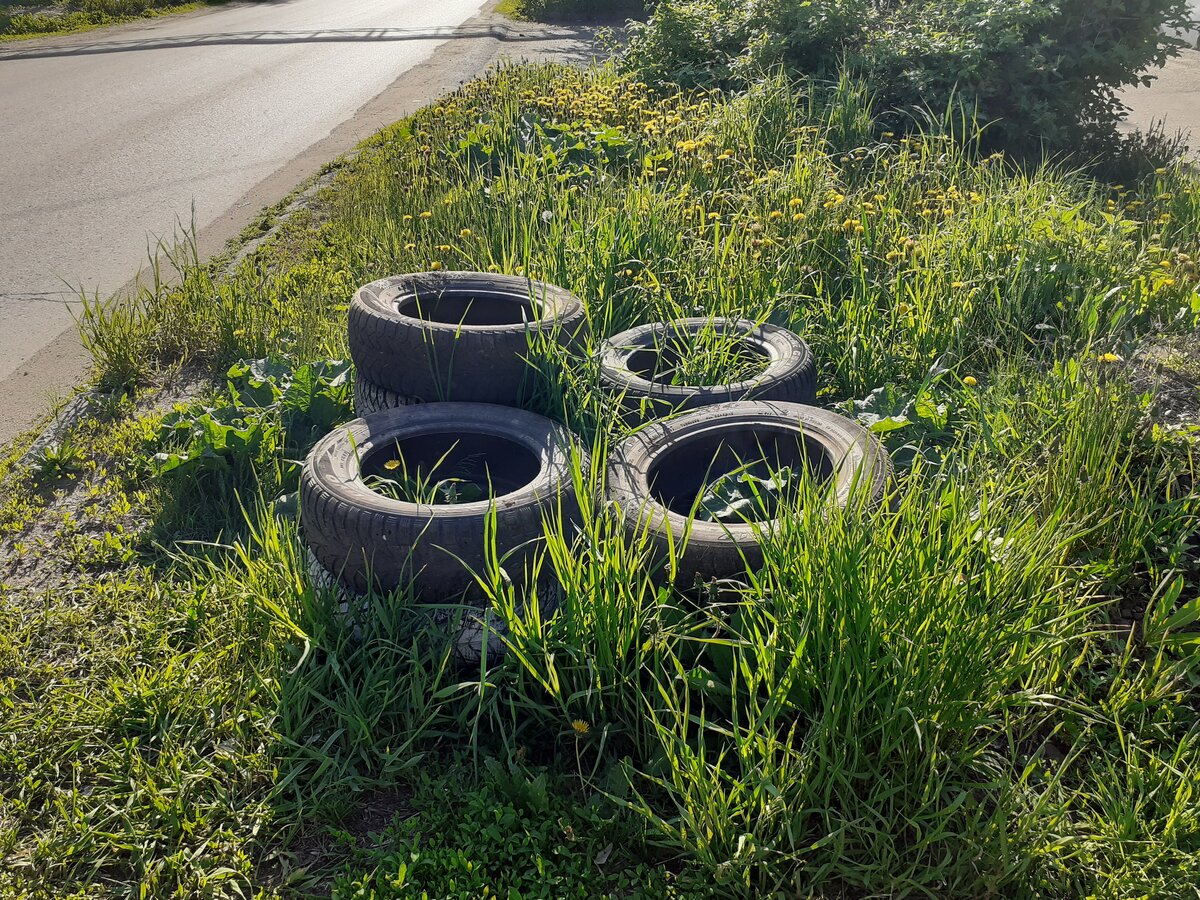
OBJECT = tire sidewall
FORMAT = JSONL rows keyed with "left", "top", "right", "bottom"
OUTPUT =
{"left": 606, "top": 401, "right": 890, "bottom": 584}
{"left": 301, "top": 403, "right": 582, "bottom": 596}
{"left": 348, "top": 272, "right": 589, "bottom": 403}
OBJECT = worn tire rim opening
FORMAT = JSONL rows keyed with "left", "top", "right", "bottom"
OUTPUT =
{"left": 625, "top": 337, "right": 769, "bottom": 387}
{"left": 363, "top": 430, "right": 541, "bottom": 501}
{"left": 648, "top": 423, "right": 836, "bottom": 519}
{"left": 395, "top": 287, "right": 540, "bottom": 327}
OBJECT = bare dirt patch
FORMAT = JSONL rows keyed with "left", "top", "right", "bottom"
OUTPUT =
{"left": 1131, "top": 331, "right": 1200, "bottom": 426}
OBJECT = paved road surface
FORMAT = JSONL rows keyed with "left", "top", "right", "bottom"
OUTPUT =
{"left": 1122, "top": 1, "right": 1200, "bottom": 147}
{"left": 0, "top": 0, "right": 501, "bottom": 441}
{"left": 1123, "top": 51, "right": 1200, "bottom": 150}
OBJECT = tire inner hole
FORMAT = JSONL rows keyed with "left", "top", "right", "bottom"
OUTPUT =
{"left": 626, "top": 335, "right": 768, "bottom": 387}
{"left": 397, "top": 289, "right": 539, "bottom": 326}
{"left": 648, "top": 425, "right": 835, "bottom": 520}
{"left": 362, "top": 431, "right": 540, "bottom": 502}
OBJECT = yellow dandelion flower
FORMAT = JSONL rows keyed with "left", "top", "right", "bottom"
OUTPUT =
{"left": 419, "top": 211, "right": 433, "bottom": 219}
{"left": 571, "top": 719, "right": 590, "bottom": 735}
{"left": 403, "top": 215, "right": 413, "bottom": 222}
{"left": 430, "top": 260, "right": 443, "bottom": 271}
{"left": 383, "top": 459, "right": 401, "bottom": 470}
{"left": 963, "top": 376, "right": 977, "bottom": 387}
{"left": 404, "top": 242, "right": 416, "bottom": 251}
{"left": 437, "top": 244, "right": 452, "bottom": 252}
{"left": 951, "top": 281, "right": 967, "bottom": 289}
{"left": 792, "top": 213, "right": 805, "bottom": 222}
{"left": 789, "top": 198, "right": 803, "bottom": 208}
{"left": 770, "top": 210, "right": 783, "bottom": 220}
{"left": 460, "top": 229, "right": 472, "bottom": 238}
{"left": 1099, "top": 352, "right": 1121, "bottom": 364}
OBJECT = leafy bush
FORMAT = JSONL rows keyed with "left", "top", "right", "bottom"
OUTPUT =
{"left": 512, "top": 0, "right": 646, "bottom": 22}
{"left": 624, "top": 0, "right": 1198, "bottom": 152}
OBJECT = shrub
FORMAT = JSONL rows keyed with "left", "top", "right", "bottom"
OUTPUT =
{"left": 624, "top": 0, "right": 1198, "bottom": 153}
{"left": 514, "top": 0, "right": 646, "bottom": 20}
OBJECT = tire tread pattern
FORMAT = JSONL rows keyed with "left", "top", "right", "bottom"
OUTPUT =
{"left": 348, "top": 272, "right": 588, "bottom": 405}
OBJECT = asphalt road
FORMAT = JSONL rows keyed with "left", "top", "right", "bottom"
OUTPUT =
{"left": 1123, "top": 47, "right": 1200, "bottom": 145}
{"left": 0, "top": 0, "right": 496, "bottom": 441}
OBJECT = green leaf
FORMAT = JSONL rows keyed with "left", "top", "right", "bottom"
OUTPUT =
{"left": 867, "top": 415, "right": 911, "bottom": 434}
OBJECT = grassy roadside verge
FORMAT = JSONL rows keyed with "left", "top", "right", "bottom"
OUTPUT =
{"left": 2, "top": 62, "right": 1200, "bottom": 897}
{"left": 0, "top": 0, "right": 237, "bottom": 41}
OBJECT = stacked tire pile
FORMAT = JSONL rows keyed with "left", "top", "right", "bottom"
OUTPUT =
{"left": 301, "top": 270, "right": 891, "bottom": 661}
{"left": 302, "top": 273, "right": 589, "bottom": 662}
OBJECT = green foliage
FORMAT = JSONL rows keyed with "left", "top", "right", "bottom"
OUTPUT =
{"left": 651, "top": 322, "right": 767, "bottom": 386}
{"left": 2, "top": 0, "right": 203, "bottom": 36}
{"left": 843, "top": 357, "right": 962, "bottom": 468}
{"left": 28, "top": 438, "right": 85, "bottom": 483}
{"left": 332, "top": 762, "right": 680, "bottom": 899}
{"left": 623, "top": 0, "right": 1198, "bottom": 153}
{"left": 365, "top": 443, "right": 490, "bottom": 506}
{"left": 510, "top": 0, "right": 646, "bottom": 23}
{"left": 226, "top": 356, "right": 354, "bottom": 450}
{"left": 697, "top": 463, "right": 795, "bottom": 522}
{"left": 5, "top": 65, "right": 1200, "bottom": 898}
{"left": 151, "top": 402, "right": 275, "bottom": 477}
{"left": 150, "top": 357, "right": 352, "bottom": 478}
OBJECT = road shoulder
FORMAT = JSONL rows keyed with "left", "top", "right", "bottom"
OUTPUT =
{"left": 0, "top": 3, "right": 610, "bottom": 449}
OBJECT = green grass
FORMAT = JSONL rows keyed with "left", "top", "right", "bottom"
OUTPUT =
{"left": 2, "top": 63, "right": 1200, "bottom": 897}
{"left": 1, "top": 0, "right": 230, "bottom": 40}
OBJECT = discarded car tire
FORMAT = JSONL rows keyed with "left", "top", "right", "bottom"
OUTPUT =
{"left": 348, "top": 271, "right": 589, "bottom": 404}
{"left": 353, "top": 377, "right": 421, "bottom": 417}
{"left": 301, "top": 403, "right": 584, "bottom": 599}
{"left": 606, "top": 401, "right": 891, "bottom": 587}
{"left": 598, "top": 318, "right": 815, "bottom": 420}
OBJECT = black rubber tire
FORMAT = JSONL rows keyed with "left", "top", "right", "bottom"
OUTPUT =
{"left": 606, "top": 401, "right": 891, "bottom": 588}
{"left": 348, "top": 271, "right": 589, "bottom": 404}
{"left": 301, "top": 403, "right": 585, "bottom": 598}
{"left": 598, "top": 318, "right": 816, "bottom": 421}
{"left": 353, "top": 377, "right": 421, "bottom": 417}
